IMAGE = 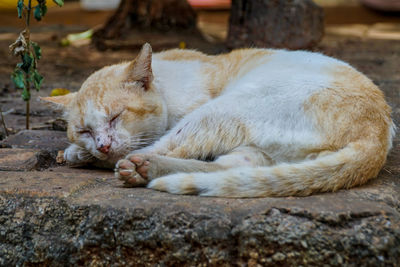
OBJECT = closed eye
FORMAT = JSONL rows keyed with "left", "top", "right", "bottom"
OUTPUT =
{"left": 78, "top": 129, "right": 92, "bottom": 136}
{"left": 110, "top": 112, "right": 123, "bottom": 127}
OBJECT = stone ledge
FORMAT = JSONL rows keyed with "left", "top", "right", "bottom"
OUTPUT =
{"left": 0, "top": 148, "right": 54, "bottom": 171}
{"left": 0, "top": 192, "right": 399, "bottom": 266}
{"left": 0, "top": 130, "right": 69, "bottom": 155}
{"left": 0, "top": 135, "right": 399, "bottom": 265}
{"left": 0, "top": 163, "right": 399, "bottom": 266}
{"left": 0, "top": 166, "right": 112, "bottom": 198}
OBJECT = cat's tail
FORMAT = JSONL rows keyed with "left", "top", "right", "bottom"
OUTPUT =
{"left": 147, "top": 136, "right": 392, "bottom": 197}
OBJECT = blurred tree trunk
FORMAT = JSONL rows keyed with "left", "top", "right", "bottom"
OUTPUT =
{"left": 93, "top": 0, "right": 324, "bottom": 52}
{"left": 92, "top": 0, "right": 200, "bottom": 50}
{"left": 226, "top": 0, "right": 324, "bottom": 50}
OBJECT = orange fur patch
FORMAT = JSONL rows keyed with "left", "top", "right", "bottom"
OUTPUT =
{"left": 302, "top": 64, "right": 392, "bottom": 190}
{"left": 157, "top": 48, "right": 275, "bottom": 98}
{"left": 179, "top": 175, "right": 198, "bottom": 194}
{"left": 126, "top": 104, "right": 159, "bottom": 118}
{"left": 157, "top": 49, "right": 210, "bottom": 62}
{"left": 205, "top": 49, "right": 275, "bottom": 98}
{"left": 304, "top": 65, "right": 391, "bottom": 149}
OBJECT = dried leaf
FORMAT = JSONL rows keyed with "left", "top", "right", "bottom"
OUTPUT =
{"left": 9, "top": 31, "right": 27, "bottom": 57}
{"left": 56, "top": 150, "right": 66, "bottom": 164}
{"left": 53, "top": 0, "right": 64, "bottom": 7}
{"left": 50, "top": 88, "right": 70, "bottom": 96}
{"left": 179, "top": 41, "right": 186, "bottom": 49}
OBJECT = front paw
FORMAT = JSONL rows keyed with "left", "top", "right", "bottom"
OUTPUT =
{"left": 115, "top": 154, "right": 151, "bottom": 187}
{"left": 64, "top": 144, "right": 95, "bottom": 166}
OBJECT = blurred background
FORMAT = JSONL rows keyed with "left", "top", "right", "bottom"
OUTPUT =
{"left": 0, "top": 0, "right": 399, "bottom": 133}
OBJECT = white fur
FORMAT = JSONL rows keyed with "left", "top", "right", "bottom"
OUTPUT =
{"left": 141, "top": 49, "right": 393, "bottom": 197}
{"left": 152, "top": 59, "right": 211, "bottom": 128}
{"left": 150, "top": 50, "right": 342, "bottom": 162}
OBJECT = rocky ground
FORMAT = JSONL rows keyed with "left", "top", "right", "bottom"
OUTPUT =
{"left": 0, "top": 5, "right": 400, "bottom": 265}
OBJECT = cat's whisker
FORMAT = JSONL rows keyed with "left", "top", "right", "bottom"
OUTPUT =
{"left": 129, "top": 140, "right": 153, "bottom": 145}
{"left": 80, "top": 154, "right": 94, "bottom": 161}
{"left": 129, "top": 134, "right": 159, "bottom": 141}
{"left": 129, "top": 141, "right": 154, "bottom": 146}
{"left": 127, "top": 144, "right": 148, "bottom": 150}
{"left": 127, "top": 134, "right": 159, "bottom": 147}
{"left": 138, "top": 137, "right": 159, "bottom": 142}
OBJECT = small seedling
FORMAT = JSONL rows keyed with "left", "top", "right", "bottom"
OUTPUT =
{"left": 9, "top": 0, "right": 64, "bottom": 129}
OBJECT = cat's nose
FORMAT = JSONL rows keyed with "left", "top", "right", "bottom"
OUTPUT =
{"left": 98, "top": 144, "right": 111, "bottom": 154}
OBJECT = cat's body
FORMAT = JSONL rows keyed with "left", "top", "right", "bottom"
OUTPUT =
{"left": 43, "top": 44, "right": 395, "bottom": 197}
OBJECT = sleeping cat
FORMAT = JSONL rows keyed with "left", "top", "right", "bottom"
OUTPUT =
{"left": 42, "top": 43, "right": 395, "bottom": 197}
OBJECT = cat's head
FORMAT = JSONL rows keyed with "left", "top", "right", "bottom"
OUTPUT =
{"left": 42, "top": 43, "right": 167, "bottom": 163}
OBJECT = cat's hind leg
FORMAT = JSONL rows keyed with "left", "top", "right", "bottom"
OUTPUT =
{"left": 115, "top": 146, "right": 273, "bottom": 187}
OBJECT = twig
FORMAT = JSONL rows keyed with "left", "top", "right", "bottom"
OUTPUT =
{"left": 0, "top": 109, "right": 9, "bottom": 137}
{"left": 25, "top": 0, "right": 32, "bottom": 130}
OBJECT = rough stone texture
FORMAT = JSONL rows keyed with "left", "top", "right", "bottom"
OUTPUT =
{"left": 49, "top": 118, "right": 68, "bottom": 132}
{"left": 0, "top": 130, "right": 69, "bottom": 155}
{"left": 0, "top": 130, "right": 69, "bottom": 171}
{"left": 0, "top": 166, "right": 112, "bottom": 198}
{"left": 0, "top": 166, "right": 399, "bottom": 266}
{"left": 0, "top": 148, "right": 54, "bottom": 171}
{"left": 226, "top": 0, "right": 324, "bottom": 49}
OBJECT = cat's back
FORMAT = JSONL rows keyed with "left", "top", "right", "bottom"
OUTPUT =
{"left": 153, "top": 48, "right": 380, "bottom": 103}
{"left": 221, "top": 48, "right": 381, "bottom": 104}
{"left": 198, "top": 48, "right": 353, "bottom": 98}
{"left": 228, "top": 49, "right": 347, "bottom": 88}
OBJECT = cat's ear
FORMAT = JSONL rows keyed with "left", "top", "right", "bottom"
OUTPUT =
{"left": 39, "top": 92, "right": 77, "bottom": 110}
{"left": 125, "top": 43, "right": 153, "bottom": 91}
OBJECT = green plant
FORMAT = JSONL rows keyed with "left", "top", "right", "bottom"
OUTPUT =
{"left": 9, "top": 0, "right": 64, "bottom": 129}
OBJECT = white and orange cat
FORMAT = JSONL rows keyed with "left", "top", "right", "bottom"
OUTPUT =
{"left": 42, "top": 43, "right": 395, "bottom": 197}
